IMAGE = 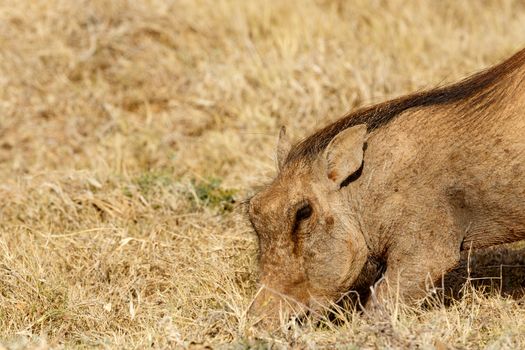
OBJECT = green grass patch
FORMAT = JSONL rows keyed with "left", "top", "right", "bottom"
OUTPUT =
{"left": 189, "top": 177, "right": 236, "bottom": 213}
{"left": 128, "top": 170, "right": 174, "bottom": 196}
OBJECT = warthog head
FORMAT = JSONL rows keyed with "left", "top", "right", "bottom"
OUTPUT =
{"left": 248, "top": 124, "right": 370, "bottom": 326}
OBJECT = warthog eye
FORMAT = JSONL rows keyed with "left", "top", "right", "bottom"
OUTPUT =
{"left": 291, "top": 201, "right": 313, "bottom": 235}
{"left": 295, "top": 203, "right": 312, "bottom": 222}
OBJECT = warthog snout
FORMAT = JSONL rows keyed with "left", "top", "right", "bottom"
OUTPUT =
{"left": 248, "top": 284, "right": 310, "bottom": 329}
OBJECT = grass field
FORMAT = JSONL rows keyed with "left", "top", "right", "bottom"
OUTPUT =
{"left": 1, "top": 0, "right": 525, "bottom": 348}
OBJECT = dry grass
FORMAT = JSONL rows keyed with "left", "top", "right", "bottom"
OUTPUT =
{"left": 1, "top": 0, "right": 525, "bottom": 348}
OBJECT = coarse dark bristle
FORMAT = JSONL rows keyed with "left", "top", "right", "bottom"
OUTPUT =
{"left": 286, "top": 48, "right": 525, "bottom": 163}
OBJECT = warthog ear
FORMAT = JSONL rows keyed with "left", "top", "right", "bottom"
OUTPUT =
{"left": 276, "top": 126, "right": 291, "bottom": 171}
{"left": 324, "top": 124, "right": 367, "bottom": 186}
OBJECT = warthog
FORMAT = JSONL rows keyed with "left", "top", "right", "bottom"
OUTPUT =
{"left": 247, "top": 48, "right": 525, "bottom": 325}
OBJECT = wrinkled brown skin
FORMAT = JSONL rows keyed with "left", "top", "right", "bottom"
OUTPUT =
{"left": 247, "top": 49, "right": 525, "bottom": 328}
